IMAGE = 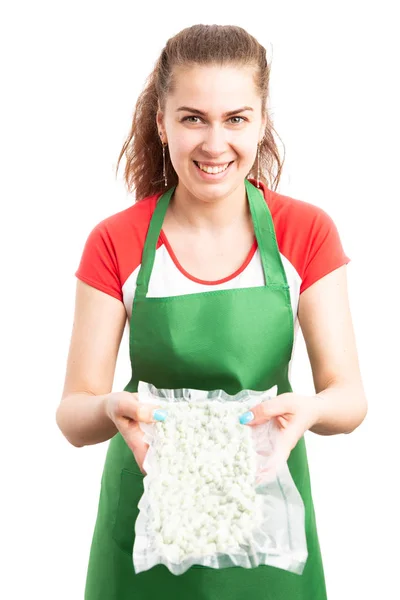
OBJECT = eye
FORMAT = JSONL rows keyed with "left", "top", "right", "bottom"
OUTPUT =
{"left": 182, "top": 116, "right": 246, "bottom": 124}
{"left": 182, "top": 116, "right": 203, "bottom": 123}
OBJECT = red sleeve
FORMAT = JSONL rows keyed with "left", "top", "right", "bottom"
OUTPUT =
{"left": 75, "top": 220, "right": 123, "bottom": 302}
{"left": 300, "top": 207, "right": 351, "bottom": 294}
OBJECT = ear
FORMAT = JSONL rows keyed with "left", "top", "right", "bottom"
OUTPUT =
{"left": 156, "top": 108, "right": 164, "bottom": 131}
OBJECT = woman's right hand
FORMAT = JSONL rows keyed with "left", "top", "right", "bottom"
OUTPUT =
{"left": 105, "top": 391, "right": 167, "bottom": 474}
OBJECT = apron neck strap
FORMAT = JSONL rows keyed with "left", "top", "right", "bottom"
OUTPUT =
{"left": 245, "top": 179, "right": 289, "bottom": 291}
{"left": 135, "top": 186, "right": 174, "bottom": 300}
{"left": 135, "top": 179, "right": 288, "bottom": 300}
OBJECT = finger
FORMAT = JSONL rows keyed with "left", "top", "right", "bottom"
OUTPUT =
{"left": 277, "top": 421, "right": 305, "bottom": 457}
{"left": 118, "top": 418, "right": 147, "bottom": 452}
{"left": 126, "top": 423, "right": 149, "bottom": 475}
{"left": 132, "top": 442, "right": 149, "bottom": 475}
{"left": 239, "top": 396, "right": 293, "bottom": 426}
{"left": 257, "top": 432, "right": 293, "bottom": 483}
{"left": 119, "top": 396, "right": 168, "bottom": 423}
{"left": 256, "top": 447, "right": 290, "bottom": 485}
{"left": 117, "top": 416, "right": 141, "bottom": 447}
{"left": 257, "top": 421, "right": 304, "bottom": 483}
{"left": 136, "top": 403, "right": 168, "bottom": 424}
{"left": 277, "top": 415, "right": 288, "bottom": 429}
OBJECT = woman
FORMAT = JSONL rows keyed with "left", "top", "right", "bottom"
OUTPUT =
{"left": 56, "top": 24, "right": 367, "bottom": 600}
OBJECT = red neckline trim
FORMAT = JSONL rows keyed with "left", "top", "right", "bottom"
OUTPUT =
{"left": 159, "top": 230, "right": 258, "bottom": 286}
{"left": 155, "top": 178, "right": 269, "bottom": 286}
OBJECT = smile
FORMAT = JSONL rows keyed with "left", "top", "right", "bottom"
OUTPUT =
{"left": 193, "top": 161, "right": 233, "bottom": 174}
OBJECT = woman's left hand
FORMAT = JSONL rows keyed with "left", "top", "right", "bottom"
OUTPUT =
{"left": 239, "top": 393, "right": 322, "bottom": 469}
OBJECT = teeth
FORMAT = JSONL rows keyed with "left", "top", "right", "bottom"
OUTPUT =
{"left": 196, "top": 162, "right": 230, "bottom": 174}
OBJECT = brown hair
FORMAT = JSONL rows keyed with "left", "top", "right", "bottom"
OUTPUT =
{"left": 116, "top": 24, "right": 285, "bottom": 201}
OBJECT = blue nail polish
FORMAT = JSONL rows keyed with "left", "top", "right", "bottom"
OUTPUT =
{"left": 239, "top": 411, "right": 254, "bottom": 425}
{"left": 153, "top": 409, "right": 168, "bottom": 422}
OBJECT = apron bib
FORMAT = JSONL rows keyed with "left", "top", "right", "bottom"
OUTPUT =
{"left": 84, "top": 179, "right": 327, "bottom": 599}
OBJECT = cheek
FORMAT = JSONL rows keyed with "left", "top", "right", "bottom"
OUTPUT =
{"left": 168, "top": 137, "right": 194, "bottom": 165}
{"left": 240, "top": 138, "right": 258, "bottom": 156}
{"left": 243, "top": 143, "right": 258, "bottom": 167}
{"left": 167, "top": 132, "right": 258, "bottom": 167}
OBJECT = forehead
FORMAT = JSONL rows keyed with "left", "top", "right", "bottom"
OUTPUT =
{"left": 166, "top": 64, "right": 260, "bottom": 112}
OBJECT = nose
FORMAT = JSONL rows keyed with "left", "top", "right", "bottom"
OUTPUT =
{"left": 201, "top": 125, "right": 228, "bottom": 156}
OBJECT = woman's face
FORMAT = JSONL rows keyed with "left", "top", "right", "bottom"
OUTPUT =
{"left": 157, "top": 64, "right": 267, "bottom": 202}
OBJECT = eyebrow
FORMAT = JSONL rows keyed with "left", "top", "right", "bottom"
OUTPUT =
{"left": 176, "top": 106, "right": 254, "bottom": 117}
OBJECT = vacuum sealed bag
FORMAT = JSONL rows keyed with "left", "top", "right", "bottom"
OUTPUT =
{"left": 133, "top": 381, "right": 308, "bottom": 576}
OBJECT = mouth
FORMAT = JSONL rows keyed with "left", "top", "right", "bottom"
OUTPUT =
{"left": 193, "top": 160, "right": 234, "bottom": 179}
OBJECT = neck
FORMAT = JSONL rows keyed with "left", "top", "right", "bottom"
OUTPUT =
{"left": 169, "top": 180, "right": 250, "bottom": 232}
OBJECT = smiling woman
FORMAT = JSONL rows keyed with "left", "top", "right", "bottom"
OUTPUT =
{"left": 57, "top": 22, "right": 363, "bottom": 600}
{"left": 160, "top": 65, "right": 265, "bottom": 203}
{"left": 115, "top": 26, "right": 283, "bottom": 202}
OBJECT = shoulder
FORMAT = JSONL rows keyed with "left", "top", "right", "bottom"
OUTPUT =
{"left": 260, "top": 183, "right": 350, "bottom": 294}
{"left": 75, "top": 193, "right": 161, "bottom": 300}
{"left": 91, "top": 193, "right": 159, "bottom": 242}
{"left": 266, "top": 186, "right": 336, "bottom": 238}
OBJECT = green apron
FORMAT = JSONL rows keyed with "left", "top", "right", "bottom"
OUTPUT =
{"left": 84, "top": 179, "right": 327, "bottom": 599}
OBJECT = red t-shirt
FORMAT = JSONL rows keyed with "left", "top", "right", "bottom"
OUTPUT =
{"left": 75, "top": 179, "right": 350, "bottom": 322}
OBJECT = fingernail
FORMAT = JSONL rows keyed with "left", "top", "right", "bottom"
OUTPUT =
{"left": 153, "top": 409, "right": 168, "bottom": 422}
{"left": 239, "top": 411, "right": 254, "bottom": 425}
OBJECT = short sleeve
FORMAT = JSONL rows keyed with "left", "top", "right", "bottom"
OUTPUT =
{"left": 75, "top": 221, "right": 123, "bottom": 302}
{"left": 300, "top": 208, "right": 351, "bottom": 294}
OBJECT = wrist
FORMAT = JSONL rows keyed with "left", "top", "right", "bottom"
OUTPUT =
{"left": 100, "top": 393, "right": 119, "bottom": 439}
{"left": 310, "top": 393, "right": 327, "bottom": 428}
{"left": 102, "top": 393, "right": 115, "bottom": 424}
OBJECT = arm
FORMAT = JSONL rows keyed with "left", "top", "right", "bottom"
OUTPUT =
{"left": 56, "top": 280, "right": 126, "bottom": 447}
{"left": 298, "top": 264, "right": 368, "bottom": 435}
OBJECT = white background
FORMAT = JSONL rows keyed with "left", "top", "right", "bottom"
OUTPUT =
{"left": 1, "top": 1, "right": 399, "bottom": 598}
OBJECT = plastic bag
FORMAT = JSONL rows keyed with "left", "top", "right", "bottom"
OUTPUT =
{"left": 133, "top": 381, "right": 308, "bottom": 576}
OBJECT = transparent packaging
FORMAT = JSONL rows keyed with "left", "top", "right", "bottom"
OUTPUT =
{"left": 133, "top": 381, "right": 308, "bottom": 576}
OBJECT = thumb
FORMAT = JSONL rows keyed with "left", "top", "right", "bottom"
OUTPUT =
{"left": 134, "top": 403, "right": 169, "bottom": 424}
{"left": 239, "top": 395, "right": 292, "bottom": 426}
{"left": 118, "top": 394, "right": 168, "bottom": 423}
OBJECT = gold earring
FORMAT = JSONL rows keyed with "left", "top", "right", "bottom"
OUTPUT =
{"left": 257, "top": 142, "right": 261, "bottom": 188}
{"left": 160, "top": 132, "right": 168, "bottom": 187}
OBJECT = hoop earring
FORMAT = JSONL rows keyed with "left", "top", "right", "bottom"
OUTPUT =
{"left": 257, "top": 142, "right": 261, "bottom": 188}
